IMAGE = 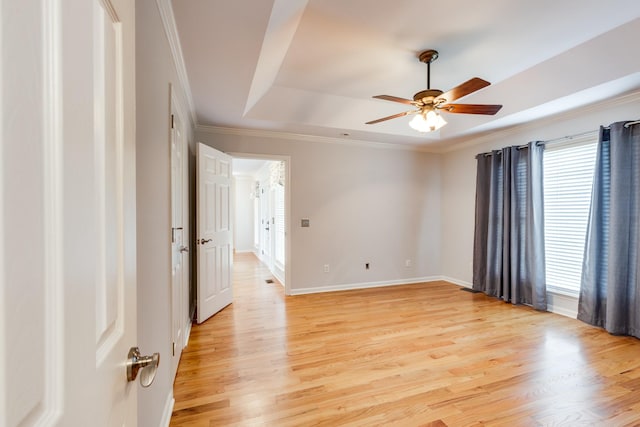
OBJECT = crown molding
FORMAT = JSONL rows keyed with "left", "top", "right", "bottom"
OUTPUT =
{"left": 197, "top": 90, "right": 640, "bottom": 155}
{"left": 435, "top": 89, "right": 640, "bottom": 154}
{"left": 196, "top": 125, "right": 440, "bottom": 153}
{"left": 156, "top": 0, "right": 197, "bottom": 127}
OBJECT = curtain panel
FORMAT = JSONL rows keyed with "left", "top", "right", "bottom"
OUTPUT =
{"left": 473, "top": 142, "right": 547, "bottom": 310}
{"left": 578, "top": 121, "right": 640, "bottom": 338}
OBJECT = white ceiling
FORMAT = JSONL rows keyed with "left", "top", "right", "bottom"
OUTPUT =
{"left": 172, "top": 0, "right": 640, "bottom": 150}
{"left": 232, "top": 158, "right": 268, "bottom": 177}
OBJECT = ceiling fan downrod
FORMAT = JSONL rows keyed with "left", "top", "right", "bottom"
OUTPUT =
{"left": 418, "top": 49, "right": 438, "bottom": 90}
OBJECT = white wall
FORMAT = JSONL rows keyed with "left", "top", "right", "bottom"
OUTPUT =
{"left": 197, "top": 130, "right": 442, "bottom": 293}
{"left": 440, "top": 92, "right": 640, "bottom": 315}
{"left": 136, "top": 0, "right": 195, "bottom": 425}
{"left": 233, "top": 176, "right": 255, "bottom": 252}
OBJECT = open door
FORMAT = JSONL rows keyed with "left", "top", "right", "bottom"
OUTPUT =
{"left": 170, "top": 100, "right": 188, "bottom": 379}
{"left": 1, "top": 0, "right": 143, "bottom": 425}
{"left": 197, "top": 143, "right": 234, "bottom": 323}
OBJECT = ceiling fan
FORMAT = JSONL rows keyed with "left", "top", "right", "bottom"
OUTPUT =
{"left": 366, "top": 49, "right": 502, "bottom": 132}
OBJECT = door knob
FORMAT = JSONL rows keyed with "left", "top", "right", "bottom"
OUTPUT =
{"left": 200, "top": 238, "right": 212, "bottom": 244}
{"left": 126, "top": 347, "right": 160, "bottom": 387}
{"left": 179, "top": 246, "right": 189, "bottom": 253}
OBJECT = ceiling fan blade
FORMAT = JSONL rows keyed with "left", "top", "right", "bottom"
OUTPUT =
{"left": 365, "top": 110, "right": 416, "bottom": 125}
{"left": 440, "top": 103, "right": 502, "bottom": 115}
{"left": 436, "top": 78, "right": 491, "bottom": 104}
{"left": 372, "top": 95, "right": 418, "bottom": 106}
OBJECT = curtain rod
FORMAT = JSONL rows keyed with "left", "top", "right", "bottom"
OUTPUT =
{"left": 536, "top": 119, "right": 640, "bottom": 148}
{"left": 480, "top": 119, "right": 640, "bottom": 156}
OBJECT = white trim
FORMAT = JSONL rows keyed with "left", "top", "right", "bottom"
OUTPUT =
{"left": 198, "top": 125, "right": 434, "bottom": 153}
{"left": 0, "top": 0, "right": 5, "bottom": 417}
{"left": 547, "top": 291, "right": 579, "bottom": 319}
{"left": 42, "top": 0, "right": 64, "bottom": 423}
{"left": 290, "top": 276, "right": 442, "bottom": 295}
{"left": 234, "top": 249, "right": 255, "bottom": 254}
{"left": 159, "top": 392, "right": 175, "bottom": 427}
{"left": 155, "top": 0, "right": 197, "bottom": 126}
{"left": 271, "top": 267, "right": 285, "bottom": 287}
{"left": 184, "top": 320, "right": 191, "bottom": 348}
{"left": 439, "top": 276, "right": 473, "bottom": 289}
{"left": 437, "top": 89, "right": 640, "bottom": 154}
{"left": 197, "top": 91, "right": 640, "bottom": 155}
{"left": 439, "top": 276, "right": 579, "bottom": 319}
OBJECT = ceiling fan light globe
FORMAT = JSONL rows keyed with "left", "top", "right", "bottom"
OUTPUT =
{"left": 409, "top": 110, "right": 447, "bottom": 133}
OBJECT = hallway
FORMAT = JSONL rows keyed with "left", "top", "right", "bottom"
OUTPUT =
{"left": 170, "top": 252, "right": 287, "bottom": 425}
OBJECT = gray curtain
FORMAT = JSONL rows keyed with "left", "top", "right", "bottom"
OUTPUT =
{"left": 578, "top": 121, "right": 640, "bottom": 337}
{"left": 473, "top": 142, "right": 547, "bottom": 310}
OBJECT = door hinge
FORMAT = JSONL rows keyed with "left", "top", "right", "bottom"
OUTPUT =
{"left": 171, "top": 114, "right": 174, "bottom": 129}
{"left": 172, "top": 341, "right": 176, "bottom": 356}
{"left": 171, "top": 226, "right": 183, "bottom": 243}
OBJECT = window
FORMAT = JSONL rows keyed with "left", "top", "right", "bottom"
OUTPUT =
{"left": 543, "top": 137, "right": 598, "bottom": 294}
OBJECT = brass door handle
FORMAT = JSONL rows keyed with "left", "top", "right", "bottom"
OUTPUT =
{"left": 200, "top": 238, "right": 212, "bottom": 245}
{"left": 126, "top": 347, "right": 160, "bottom": 388}
{"left": 179, "top": 246, "right": 189, "bottom": 253}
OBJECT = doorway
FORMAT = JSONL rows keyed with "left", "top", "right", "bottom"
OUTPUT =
{"left": 232, "top": 154, "right": 290, "bottom": 294}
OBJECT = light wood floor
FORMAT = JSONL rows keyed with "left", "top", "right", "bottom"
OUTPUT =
{"left": 170, "top": 253, "right": 640, "bottom": 426}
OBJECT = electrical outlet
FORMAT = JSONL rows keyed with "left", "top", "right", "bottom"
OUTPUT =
{"left": 323, "top": 264, "right": 330, "bottom": 273}
{"left": 405, "top": 259, "right": 412, "bottom": 268}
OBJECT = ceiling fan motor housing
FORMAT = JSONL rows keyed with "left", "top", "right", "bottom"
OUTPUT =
{"left": 413, "top": 89, "right": 444, "bottom": 105}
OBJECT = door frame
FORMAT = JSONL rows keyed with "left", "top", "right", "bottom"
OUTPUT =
{"left": 230, "top": 153, "right": 291, "bottom": 295}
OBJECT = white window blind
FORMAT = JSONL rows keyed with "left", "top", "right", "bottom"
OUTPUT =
{"left": 543, "top": 139, "right": 597, "bottom": 294}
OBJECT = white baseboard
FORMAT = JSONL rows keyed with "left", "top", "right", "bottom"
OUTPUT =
{"left": 159, "top": 392, "right": 175, "bottom": 427}
{"left": 439, "top": 276, "right": 473, "bottom": 288}
{"left": 272, "top": 268, "right": 285, "bottom": 286}
{"left": 184, "top": 320, "right": 192, "bottom": 348}
{"left": 234, "top": 249, "right": 255, "bottom": 254}
{"left": 289, "top": 274, "right": 578, "bottom": 318}
{"left": 547, "top": 291, "right": 578, "bottom": 318}
{"left": 438, "top": 276, "right": 579, "bottom": 319}
{"left": 289, "top": 276, "right": 442, "bottom": 295}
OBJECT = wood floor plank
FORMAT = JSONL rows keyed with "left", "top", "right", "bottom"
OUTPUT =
{"left": 170, "top": 253, "right": 640, "bottom": 426}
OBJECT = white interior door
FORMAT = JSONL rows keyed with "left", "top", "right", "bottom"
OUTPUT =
{"left": 260, "top": 181, "right": 272, "bottom": 264}
{"left": 1, "top": 0, "right": 139, "bottom": 425}
{"left": 197, "top": 143, "right": 234, "bottom": 323}
{"left": 269, "top": 185, "right": 277, "bottom": 271}
{"left": 273, "top": 181, "right": 286, "bottom": 283}
{"left": 170, "top": 104, "right": 186, "bottom": 379}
